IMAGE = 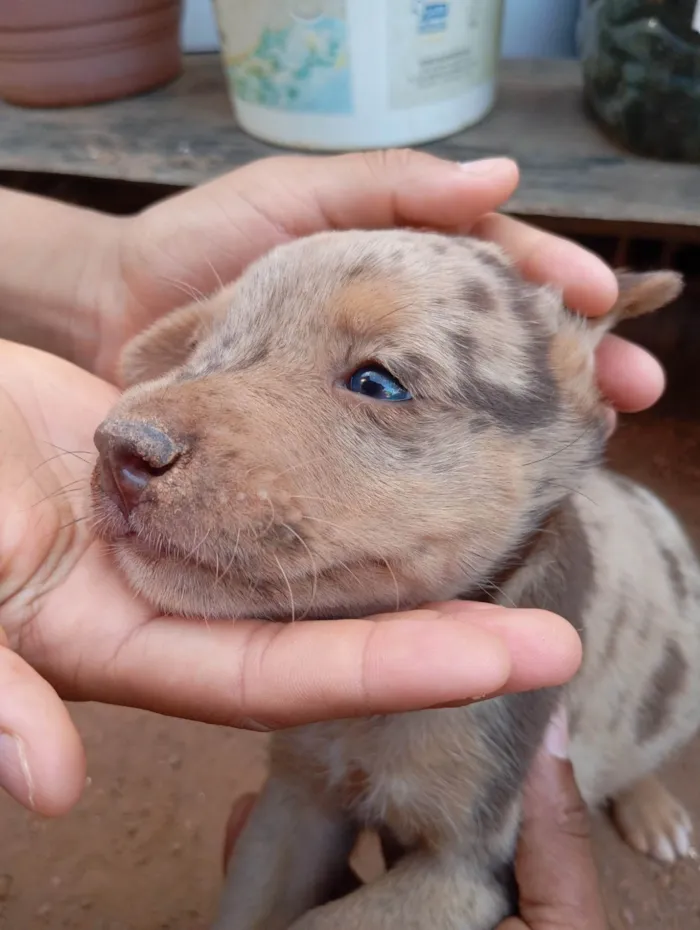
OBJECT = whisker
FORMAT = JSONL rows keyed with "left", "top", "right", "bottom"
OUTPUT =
{"left": 543, "top": 482, "right": 600, "bottom": 508}
{"left": 334, "top": 558, "right": 363, "bottom": 588}
{"left": 522, "top": 424, "right": 595, "bottom": 468}
{"left": 183, "top": 528, "right": 211, "bottom": 563}
{"left": 460, "top": 550, "right": 517, "bottom": 609}
{"left": 157, "top": 274, "right": 209, "bottom": 306}
{"left": 262, "top": 496, "right": 277, "bottom": 535}
{"left": 273, "top": 554, "right": 296, "bottom": 623}
{"left": 380, "top": 556, "right": 400, "bottom": 612}
{"left": 216, "top": 528, "right": 242, "bottom": 586}
{"left": 281, "top": 523, "right": 318, "bottom": 620}
{"left": 34, "top": 478, "right": 89, "bottom": 507}
{"left": 58, "top": 515, "right": 91, "bottom": 532}
{"left": 205, "top": 256, "right": 225, "bottom": 293}
{"left": 42, "top": 441, "right": 96, "bottom": 464}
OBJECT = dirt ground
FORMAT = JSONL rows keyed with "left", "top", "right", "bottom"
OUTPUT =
{"left": 1, "top": 364, "right": 699, "bottom": 929}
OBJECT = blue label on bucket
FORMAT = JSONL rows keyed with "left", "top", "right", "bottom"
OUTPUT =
{"left": 230, "top": 5, "right": 352, "bottom": 115}
{"left": 414, "top": 1, "right": 450, "bottom": 34}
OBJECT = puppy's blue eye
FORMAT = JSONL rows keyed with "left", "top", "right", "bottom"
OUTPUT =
{"left": 346, "top": 364, "right": 412, "bottom": 402}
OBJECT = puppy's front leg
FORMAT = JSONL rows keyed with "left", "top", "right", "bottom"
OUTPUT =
{"left": 287, "top": 848, "right": 514, "bottom": 930}
{"left": 211, "top": 775, "right": 358, "bottom": 930}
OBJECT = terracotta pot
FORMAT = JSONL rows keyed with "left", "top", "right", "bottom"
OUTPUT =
{"left": 0, "top": 1, "right": 183, "bottom": 108}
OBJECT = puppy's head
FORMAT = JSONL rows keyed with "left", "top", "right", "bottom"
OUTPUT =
{"left": 91, "top": 231, "right": 681, "bottom": 620}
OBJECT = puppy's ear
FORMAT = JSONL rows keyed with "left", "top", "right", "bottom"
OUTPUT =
{"left": 118, "top": 303, "right": 205, "bottom": 388}
{"left": 550, "top": 269, "right": 682, "bottom": 419}
{"left": 586, "top": 270, "right": 683, "bottom": 347}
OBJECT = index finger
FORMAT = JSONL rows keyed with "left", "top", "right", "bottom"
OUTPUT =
{"left": 45, "top": 604, "right": 579, "bottom": 731}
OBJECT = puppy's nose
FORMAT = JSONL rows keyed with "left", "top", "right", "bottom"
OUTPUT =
{"left": 94, "top": 419, "right": 183, "bottom": 517}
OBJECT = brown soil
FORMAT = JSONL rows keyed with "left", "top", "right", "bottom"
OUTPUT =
{"left": 1, "top": 366, "right": 699, "bottom": 930}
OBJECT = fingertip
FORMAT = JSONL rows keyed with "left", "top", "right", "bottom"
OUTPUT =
{"left": 458, "top": 157, "right": 520, "bottom": 191}
{"left": 367, "top": 613, "right": 513, "bottom": 708}
{"left": 423, "top": 604, "right": 583, "bottom": 692}
{"left": 27, "top": 723, "right": 87, "bottom": 818}
{"left": 596, "top": 335, "right": 666, "bottom": 413}
{"left": 532, "top": 237, "right": 619, "bottom": 318}
{"left": 316, "top": 150, "right": 522, "bottom": 231}
{"left": 0, "top": 646, "right": 86, "bottom": 817}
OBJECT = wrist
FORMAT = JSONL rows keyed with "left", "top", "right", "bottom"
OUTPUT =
{"left": 0, "top": 187, "right": 127, "bottom": 375}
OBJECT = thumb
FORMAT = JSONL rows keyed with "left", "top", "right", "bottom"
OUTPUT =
{"left": 0, "top": 627, "right": 85, "bottom": 816}
{"left": 501, "top": 706, "right": 608, "bottom": 930}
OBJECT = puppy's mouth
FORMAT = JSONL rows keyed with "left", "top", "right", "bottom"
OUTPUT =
{"left": 90, "top": 467, "right": 453, "bottom": 621}
{"left": 91, "top": 502, "right": 417, "bottom": 622}
{"left": 113, "top": 539, "right": 406, "bottom": 621}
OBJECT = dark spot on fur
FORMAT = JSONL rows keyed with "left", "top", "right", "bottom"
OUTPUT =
{"left": 233, "top": 342, "right": 271, "bottom": 370}
{"left": 473, "top": 688, "right": 560, "bottom": 838}
{"left": 661, "top": 548, "right": 688, "bottom": 603}
{"left": 430, "top": 240, "right": 448, "bottom": 256}
{"left": 462, "top": 278, "right": 494, "bottom": 313}
{"left": 466, "top": 693, "right": 559, "bottom": 921}
{"left": 470, "top": 414, "right": 492, "bottom": 433}
{"left": 183, "top": 332, "right": 272, "bottom": 379}
{"left": 517, "top": 498, "right": 595, "bottom": 639}
{"left": 455, "top": 373, "right": 558, "bottom": 432}
{"left": 637, "top": 611, "right": 653, "bottom": 645}
{"left": 636, "top": 639, "right": 688, "bottom": 742}
{"left": 391, "top": 352, "right": 431, "bottom": 397}
{"left": 471, "top": 248, "right": 520, "bottom": 290}
{"left": 568, "top": 705, "right": 582, "bottom": 737}
{"left": 450, "top": 320, "right": 560, "bottom": 433}
{"left": 603, "top": 605, "right": 629, "bottom": 666}
{"left": 489, "top": 858, "right": 519, "bottom": 920}
{"left": 345, "top": 260, "right": 375, "bottom": 280}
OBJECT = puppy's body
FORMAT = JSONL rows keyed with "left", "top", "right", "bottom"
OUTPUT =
{"left": 91, "top": 230, "right": 700, "bottom": 930}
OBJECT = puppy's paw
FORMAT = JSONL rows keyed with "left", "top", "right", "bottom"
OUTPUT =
{"left": 611, "top": 775, "right": 694, "bottom": 863}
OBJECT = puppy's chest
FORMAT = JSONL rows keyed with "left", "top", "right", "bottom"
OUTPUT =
{"left": 274, "top": 710, "right": 492, "bottom": 843}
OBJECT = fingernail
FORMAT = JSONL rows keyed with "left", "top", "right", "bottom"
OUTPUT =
{"left": 544, "top": 705, "right": 569, "bottom": 760}
{"left": 433, "top": 694, "right": 488, "bottom": 710}
{"left": 0, "top": 732, "right": 34, "bottom": 808}
{"left": 459, "top": 157, "right": 515, "bottom": 176}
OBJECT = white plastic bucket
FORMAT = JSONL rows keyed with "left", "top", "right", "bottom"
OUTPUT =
{"left": 213, "top": 0, "right": 504, "bottom": 151}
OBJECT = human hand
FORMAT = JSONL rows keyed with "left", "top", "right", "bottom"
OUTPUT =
{"left": 0, "top": 339, "right": 580, "bottom": 816}
{"left": 498, "top": 708, "right": 607, "bottom": 930}
{"left": 103, "top": 151, "right": 663, "bottom": 421}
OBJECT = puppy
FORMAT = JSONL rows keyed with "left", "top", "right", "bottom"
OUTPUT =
{"left": 91, "top": 229, "right": 700, "bottom": 930}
